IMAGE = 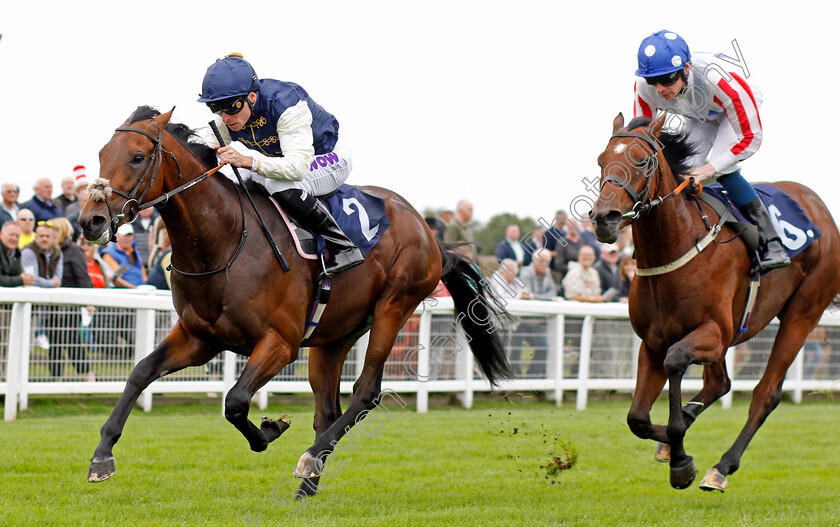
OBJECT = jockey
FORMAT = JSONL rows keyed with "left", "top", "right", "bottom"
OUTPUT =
{"left": 198, "top": 54, "right": 364, "bottom": 279}
{"left": 633, "top": 30, "right": 790, "bottom": 270}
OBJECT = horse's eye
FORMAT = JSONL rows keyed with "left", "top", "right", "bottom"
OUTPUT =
{"left": 131, "top": 153, "right": 145, "bottom": 165}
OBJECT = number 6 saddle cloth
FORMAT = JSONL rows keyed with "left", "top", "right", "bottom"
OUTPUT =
{"left": 703, "top": 183, "right": 821, "bottom": 262}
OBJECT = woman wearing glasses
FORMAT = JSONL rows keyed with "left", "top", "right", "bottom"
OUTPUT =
{"left": 633, "top": 30, "right": 788, "bottom": 270}
{"left": 197, "top": 54, "right": 363, "bottom": 279}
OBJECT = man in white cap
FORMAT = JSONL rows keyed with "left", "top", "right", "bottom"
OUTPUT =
{"left": 101, "top": 223, "right": 146, "bottom": 288}
{"left": 64, "top": 170, "right": 91, "bottom": 240}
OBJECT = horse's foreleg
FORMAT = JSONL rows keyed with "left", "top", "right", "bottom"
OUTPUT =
{"left": 224, "top": 333, "right": 296, "bottom": 453}
{"left": 88, "top": 323, "right": 217, "bottom": 482}
{"left": 295, "top": 339, "right": 355, "bottom": 498}
{"left": 662, "top": 322, "right": 724, "bottom": 490}
{"left": 627, "top": 341, "right": 668, "bottom": 443}
{"left": 702, "top": 317, "right": 815, "bottom": 492}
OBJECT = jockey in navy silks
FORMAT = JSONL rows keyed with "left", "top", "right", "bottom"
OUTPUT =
{"left": 198, "top": 54, "right": 364, "bottom": 279}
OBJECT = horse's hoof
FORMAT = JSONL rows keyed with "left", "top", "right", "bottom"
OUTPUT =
{"left": 261, "top": 415, "right": 291, "bottom": 442}
{"left": 294, "top": 451, "right": 322, "bottom": 479}
{"left": 654, "top": 442, "right": 671, "bottom": 463}
{"left": 669, "top": 457, "right": 696, "bottom": 489}
{"left": 699, "top": 468, "right": 727, "bottom": 492}
{"left": 88, "top": 456, "right": 116, "bottom": 483}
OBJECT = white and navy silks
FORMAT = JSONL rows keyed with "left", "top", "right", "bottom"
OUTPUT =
{"left": 633, "top": 52, "right": 763, "bottom": 176}
{"left": 204, "top": 79, "right": 352, "bottom": 197}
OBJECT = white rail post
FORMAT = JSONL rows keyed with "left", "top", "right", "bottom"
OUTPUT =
{"left": 415, "top": 310, "right": 432, "bottom": 413}
{"left": 5, "top": 302, "right": 29, "bottom": 421}
{"left": 576, "top": 315, "right": 594, "bottom": 411}
{"left": 791, "top": 345, "right": 805, "bottom": 404}
{"left": 551, "top": 314, "right": 565, "bottom": 406}
{"left": 16, "top": 302, "right": 33, "bottom": 412}
{"left": 722, "top": 347, "right": 736, "bottom": 409}
{"left": 136, "top": 306, "right": 156, "bottom": 412}
{"left": 455, "top": 326, "right": 473, "bottom": 409}
{"left": 221, "top": 350, "right": 237, "bottom": 416}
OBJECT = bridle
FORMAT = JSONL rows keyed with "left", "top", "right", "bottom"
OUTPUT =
{"left": 601, "top": 131, "right": 665, "bottom": 221}
{"left": 91, "top": 125, "right": 248, "bottom": 279}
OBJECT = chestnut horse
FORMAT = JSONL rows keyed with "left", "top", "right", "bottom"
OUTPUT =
{"left": 590, "top": 113, "right": 840, "bottom": 491}
{"left": 79, "top": 106, "right": 510, "bottom": 495}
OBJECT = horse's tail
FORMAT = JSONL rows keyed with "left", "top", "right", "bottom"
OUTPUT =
{"left": 436, "top": 240, "right": 513, "bottom": 386}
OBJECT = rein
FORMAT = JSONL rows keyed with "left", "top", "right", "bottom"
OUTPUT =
{"left": 90, "top": 126, "right": 249, "bottom": 280}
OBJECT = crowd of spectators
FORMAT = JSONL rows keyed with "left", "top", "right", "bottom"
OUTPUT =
{"left": 1, "top": 168, "right": 173, "bottom": 380}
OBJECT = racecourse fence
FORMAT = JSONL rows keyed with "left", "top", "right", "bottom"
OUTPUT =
{"left": 2, "top": 287, "right": 840, "bottom": 420}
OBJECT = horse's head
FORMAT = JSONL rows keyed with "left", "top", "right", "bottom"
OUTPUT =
{"left": 80, "top": 108, "right": 176, "bottom": 244}
{"left": 590, "top": 112, "right": 668, "bottom": 243}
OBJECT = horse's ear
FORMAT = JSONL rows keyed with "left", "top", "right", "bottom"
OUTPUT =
{"left": 612, "top": 113, "right": 625, "bottom": 133}
{"left": 149, "top": 107, "right": 175, "bottom": 135}
{"left": 648, "top": 112, "right": 668, "bottom": 137}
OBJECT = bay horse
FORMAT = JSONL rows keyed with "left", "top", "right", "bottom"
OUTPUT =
{"left": 79, "top": 106, "right": 511, "bottom": 495}
{"left": 590, "top": 113, "right": 840, "bottom": 491}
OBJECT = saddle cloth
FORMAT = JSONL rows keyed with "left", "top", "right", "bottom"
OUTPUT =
{"left": 703, "top": 183, "right": 820, "bottom": 260}
{"left": 273, "top": 184, "right": 390, "bottom": 259}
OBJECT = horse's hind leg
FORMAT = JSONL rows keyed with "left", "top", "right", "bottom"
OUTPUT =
{"left": 701, "top": 316, "right": 818, "bottom": 492}
{"left": 88, "top": 323, "right": 217, "bottom": 482}
{"left": 224, "top": 332, "right": 296, "bottom": 452}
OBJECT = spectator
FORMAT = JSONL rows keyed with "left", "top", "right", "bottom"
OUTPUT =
{"left": 49, "top": 217, "right": 95, "bottom": 381}
{"left": 53, "top": 218, "right": 92, "bottom": 288}
{"left": 79, "top": 234, "right": 111, "bottom": 288}
{"left": 519, "top": 249, "right": 558, "bottom": 301}
{"left": 145, "top": 222, "right": 172, "bottom": 290}
{"left": 594, "top": 244, "right": 622, "bottom": 300}
{"left": 1, "top": 183, "right": 21, "bottom": 223}
{"left": 1, "top": 221, "right": 35, "bottom": 287}
{"left": 618, "top": 256, "right": 636, "bottom": 302}
{"left": 101, "top": 223, "right": 147, "bottom": 288}
{"left": 495, "top": 224, "right": 530, "bottom": 267}
{"left": 16, "top": 209, "right": 36, "bottom": 248}
{"left": 444, "top": 199, "right": 477, "bottom": 262}
{"left": 438, "top": 209, "right": 454, "bottom": 226}
{"left": 21, "top": 221, "right": 62, "bottom": 288}
{"left": 21, "top": 178, "right": 64, "bottom": 224}
{"left": 543, "top": 209, "right": 569, "bottom": 254}
{"left": 133, "top": 207, "right": 158, "bottom": 271}
{"left": 424, "top": 217, "right": 447, "bottom": 242}
{"left": 551, "top": 217, "right": 587, "bottom": 285}
{"left": 509, "top": 254, "right": 552, "bottom": 376}
{"left": 521, "top": 227, "right": 546, "bottom": 265}
{"left": 63, "top": 171, "right": 91, "bottom": 241}
{"left": 578, "top": 218, "right": 603, "bottom": 260}
{"left": 489, "top": 259, "right": 526, "bottom": 301}
{"left": 562, "top": 245, "right": 606, "bottom": 303}
{"left": 55, "top": 168, "right": 82, "bottom": 214}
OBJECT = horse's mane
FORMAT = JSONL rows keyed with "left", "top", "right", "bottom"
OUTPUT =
{"left": 625, "top": 116, "right": 697, "bottom": 183}
{"left": 130, "top": 106, "right": 218, "bottom": 170}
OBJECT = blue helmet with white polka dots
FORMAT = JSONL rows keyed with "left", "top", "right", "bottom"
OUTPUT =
{"left": 635, "top": 30, "right": 691, "bottom": 77}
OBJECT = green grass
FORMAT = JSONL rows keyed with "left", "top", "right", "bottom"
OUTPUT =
{"left": 1, "top": 393, "right": 839, "bottom": 526}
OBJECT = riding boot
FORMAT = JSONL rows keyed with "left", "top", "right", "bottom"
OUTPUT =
{"left": 739, "top": 196, "right": 790, "bottom": 270}
{"left": 273, "top": 189, "right": 364, "bottom": 279}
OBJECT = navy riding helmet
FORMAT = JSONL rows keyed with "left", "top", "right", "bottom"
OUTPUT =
{"left": 197, "top": 54, "right": 259, "bottom": 112}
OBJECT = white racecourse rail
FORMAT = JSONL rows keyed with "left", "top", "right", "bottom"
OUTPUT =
{"left": 2, "top": 287, "right": 840, "bottom": 420}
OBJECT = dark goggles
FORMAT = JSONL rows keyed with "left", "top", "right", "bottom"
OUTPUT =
{"left": 644, "top": 70, "right": 682, "bottom": 87}
{"left": 207, "top": 96, "right": 248, "bottom": 115}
